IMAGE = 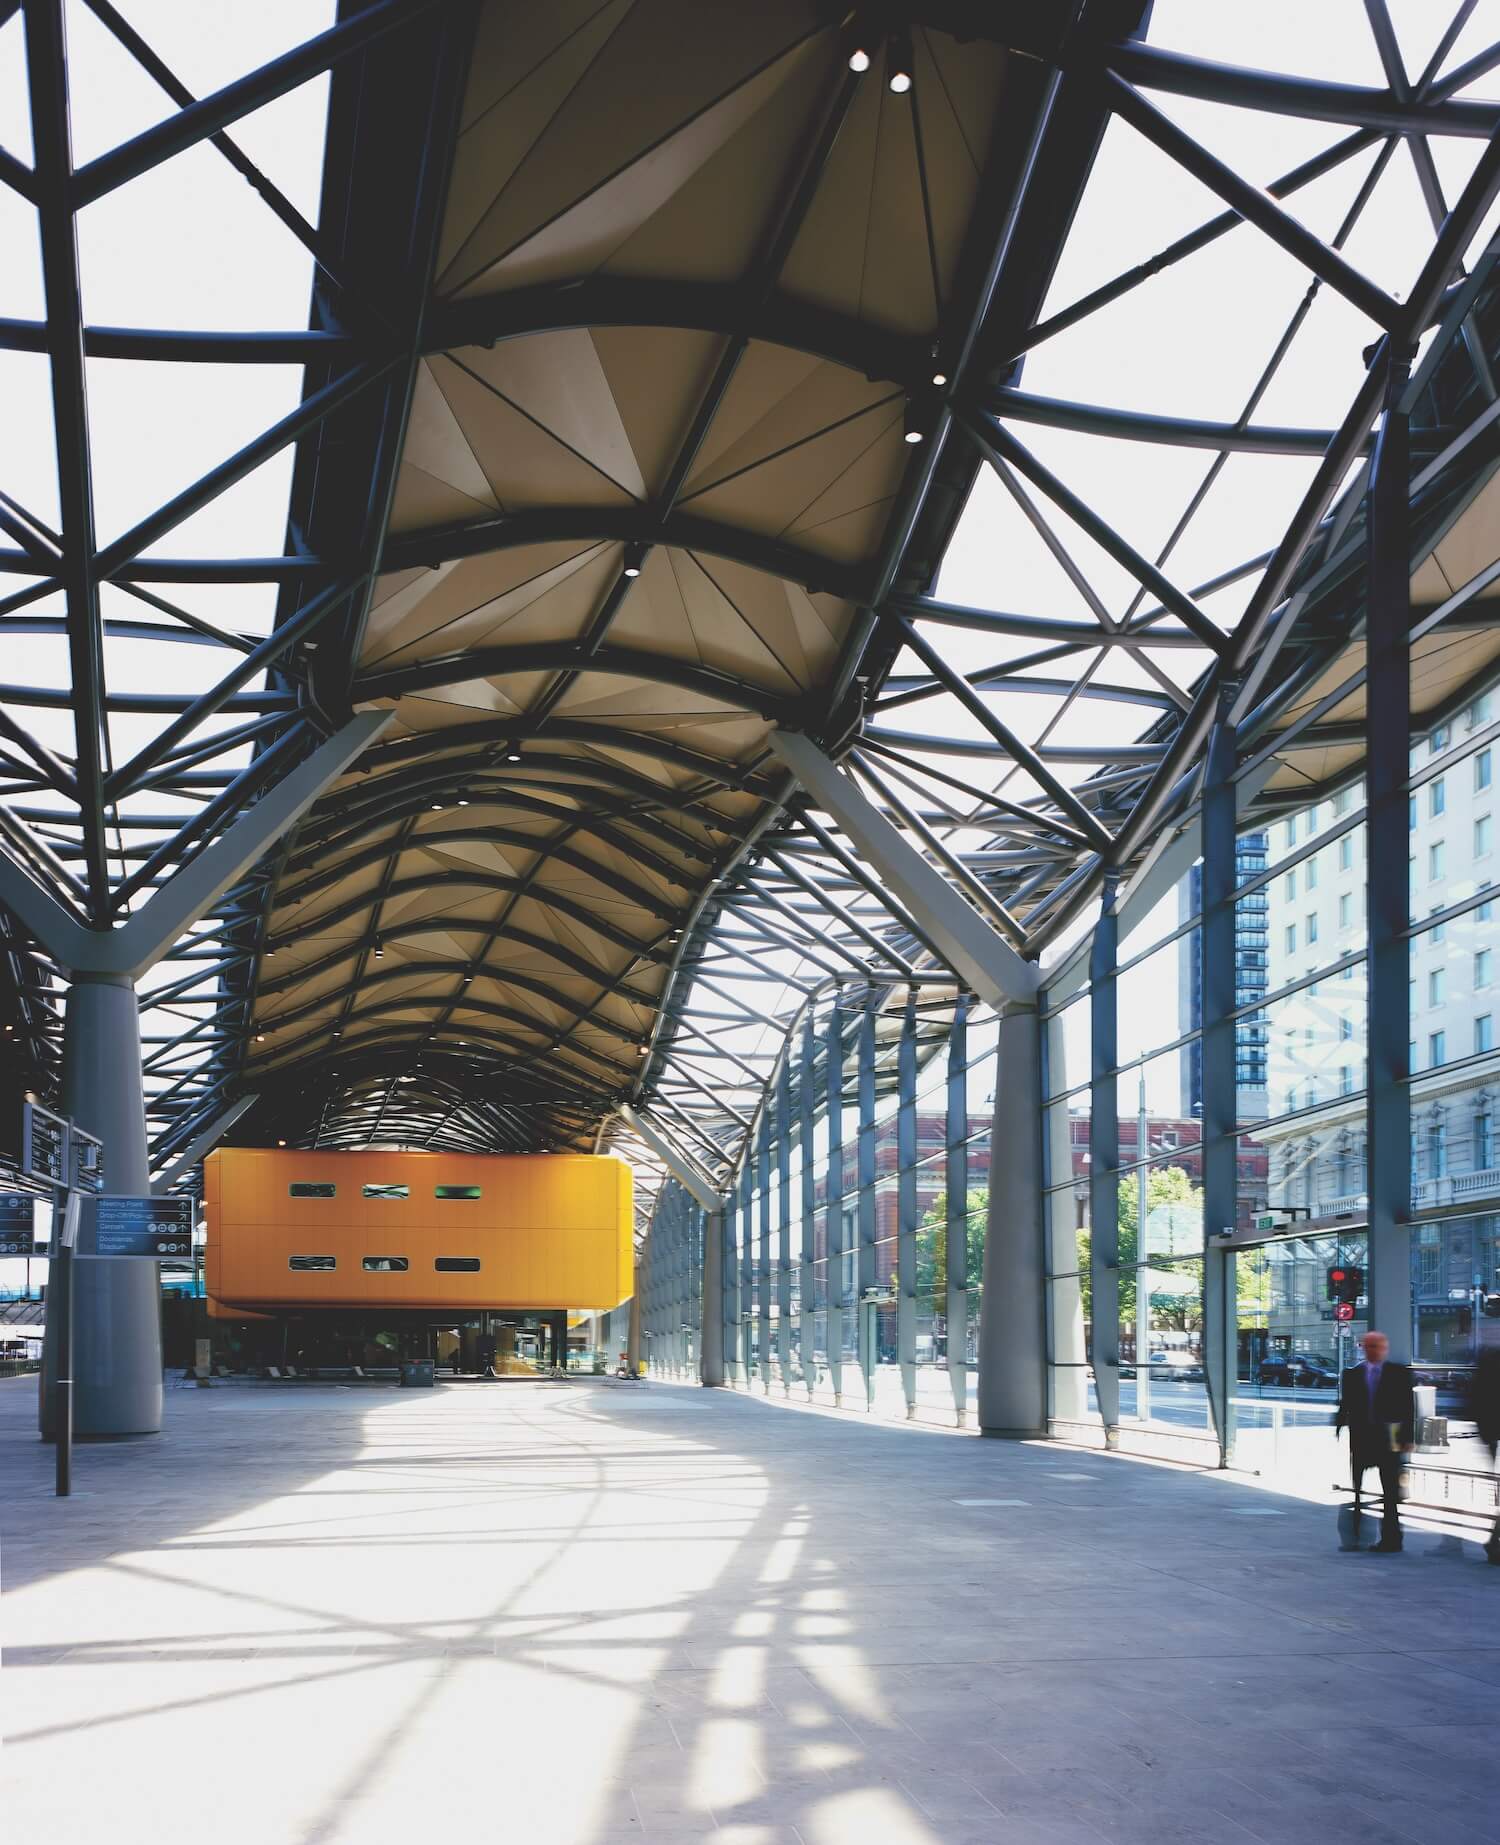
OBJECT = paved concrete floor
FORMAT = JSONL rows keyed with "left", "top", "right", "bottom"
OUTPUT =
{"left": 3, "top": 1374, "right": 1499, "bottom": 1845}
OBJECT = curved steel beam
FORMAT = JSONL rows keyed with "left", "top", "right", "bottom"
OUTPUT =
{"left": 277, "top": 822, "right": 683, "bottom": 920}
{"left": 357, "top": 715, "right": 784, "bottom": 802}
{"left": 271, "top": 872, "right": 657, "bottom": 960}
{"left": 424, "top": 279, "right": 927, "bottom": 386}
{"left": 257, "top": 989, "right": 647, "bottom": 1056}
{"left": 355, "top": 639, "right": 804, "bottom": 723}
{"left": 380, "top": 508, "right": 869, "bottom": 601}
{"left": 260, "top": 922, "right": 666, "bottom": 997}
{"left": 296, "top": 779, "right": 716, "bottom": 879}
{"left": 259, "top": 965, "right": 657, "bottom": 1056}
{"left": 991, "top": 386, "right": 1357, "bottom": 456}
{"left": 247, "top": 1017, "right": 633, "bottom": 1094}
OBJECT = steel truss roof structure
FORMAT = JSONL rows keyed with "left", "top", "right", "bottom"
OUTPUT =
{"left": 3, "top": 1, "right": 1500, "bottom": 1218}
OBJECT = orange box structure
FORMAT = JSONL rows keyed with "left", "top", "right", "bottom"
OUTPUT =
{"left": 203, "top": 1148, "right": 633, "bottom": 1319}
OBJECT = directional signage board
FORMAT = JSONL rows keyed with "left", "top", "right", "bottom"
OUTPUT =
{"left": 22, "top": 1102, "right": 68, "bottom": 1188}
{"left": 0, "top": 1194, "right": 36, "bottom": 1256}
{"left": 90, "top": 1195, "right": 195, "bottom": 1260}
{"left": 70, "top": 1128, "right": 103, "bottom": 1195}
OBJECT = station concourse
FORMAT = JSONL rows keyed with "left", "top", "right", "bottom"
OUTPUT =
{"left": 4, "top": 3, "right": 1500, "bottom": 1841}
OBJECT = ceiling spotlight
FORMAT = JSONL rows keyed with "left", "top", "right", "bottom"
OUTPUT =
{"left": 848, "top": 43, "right": 870, "bottom": 73}
{"left": 278, "top": 1138, "right": 287, "bottom": 1147}
{"left": 432, "top": 801, "right": 443, "bottom": 810}
{"left": 458, "top": 797, "right": 469, "bottom": 806}
{"left": 256, "top": 1032, "right": 265, "bottom": 1042}
{"left": 503, "top": 744, "right": 521, "bottom": 763}
{"left": 622, "top": 541, "right": 646, "bottom": 578}
{"left": 903, "top": 403, "right": 927, "bottom": 445}
{"left": 374, "top": 940, "right": 384, "bottom": 959}
{"left": 887, "top": 29, "right": 913, "bottom": 92}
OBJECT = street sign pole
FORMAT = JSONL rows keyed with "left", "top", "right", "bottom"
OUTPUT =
{"left": 54, "top": 1189, "right": 80, "bottom": 1498}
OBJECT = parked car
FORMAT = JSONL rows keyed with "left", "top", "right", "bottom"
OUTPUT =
{"left": 1256, "top": 1354, "right": 1337, "bottom": 1388}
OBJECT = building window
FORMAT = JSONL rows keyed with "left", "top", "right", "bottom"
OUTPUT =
{"left": 1429, "top": 1121, "right": 1448, "bottom": 1178}
{"left": 1340, "top": 1065, "right": 1353, "bottom": 1096}
{"left": 1430, "top": 1030, "right": 1447, "bottom": 1066}
{"left": 1477, "top": 748, "right": 1492, "bottom": 793}
{"left": 1477, "top": 814, "right": 1493, "bottom": 857}
{"left": 1340, "top": 1015, "right": 1354, "bottom": 1041}
{"left": 289, "top": 1255, "right": 336, "bottom": 1271}
{"left": 1410, "top": 1039, "right": 1419, "bottom": 1072}
{"left": 1430, "top": 842, "right": 1445, "bottom": 880}
{"left": 1284, "top": 820, "right": 1296, "bottom": 849}
{"left": 1478, "top": 1109, "right": 1495, "bottom": 1170}
{"left": 1429, "top": 969, "right": 1445, "bottom": 1007}
{"left": 362, "top": 1184, "right": 409, "bottom": 1199}
{"left": 1306, "top": 913, "right": 1319, "bottom": 945}
{"left": 362, "top": 1256, "right": 409, "bottom": 1272}
{"left": 1285, "top": 924, "right": 1297, "bottom": 954}
{"left": 289, "top": 1183, "right": 336, "bottom": 1199}
{"left": 1478, "top": 1015, "right": 1494, "bottom": 1055}
{"left": 1408, "top": 794, "right": 1417, "bottom": 831}
{"left": 1306, "top": 805, "right": 1320, "bottom": 835}
{"left": 435, "top": 1256, "right": 481, "bottom": 1272}
{"left": 1473, "top": 693, "right": 1494, "bottom": 728}
{"left": 1338, "top": 893, "right": 1352, "bottom": 929}
{"left": 1478, "top": 948, "right": 1493, "bottom": 989}
{"left": 435, "top": 1185, "right": 482, "bottom": 1199}
{"left": 1431, "top": 777, "right": 1446, "bottom": 817}
{"left": 1339, "top": 836, "right": 1354, "bottom": 870}
{"left": 1284, "top": 869, "right": 1297, "bottom": 901}
{"left": 1431, "top": 723, "right": 1450, "bottom": 753}
{"left": 1306, "top": 856, "right": 1319, "bottom": 890}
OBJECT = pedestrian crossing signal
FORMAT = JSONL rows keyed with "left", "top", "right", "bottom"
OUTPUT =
{"left": 1333, "top": 1301, "right": 1355, "bottom": 1322}
{"left": 1326, "top": 1264, "right": 1363, "bottom": 1305}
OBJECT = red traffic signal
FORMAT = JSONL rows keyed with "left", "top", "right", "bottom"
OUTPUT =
{"left": 1326, "top": 1264, "right": 1363, "bottom": 1304}
{"left": 1333, "top": 1301, "right": 1355, "bottom": 1323}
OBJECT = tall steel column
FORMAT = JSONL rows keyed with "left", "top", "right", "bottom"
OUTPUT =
{"left": 722, "top": 1190, "right": 741, "bottom": 1385}
{"left": 976, "top": 1002, "right": 1047, "bottom": 1436}
{"left": 896, "top": 991, "right": 919, "bottom": 1418}
{"left": 1199, "top": 697, "right": 1240, "bottom": 1463}
{"left": 627, "top": 1261, "right": 642, "bottom": 1376}
{"left": 40, "top": 973, "right": 160, "bottom": 1437}
{"left": 945, "top": 992, "right": 970, "bottom": 1425}
{"left": 855, "top": 990, "right": 879, "bottom": 1410}
{"left": 738, "top": 1154, "right": 754, "bottom": 1385}
{"left": 797, "top": 1012, "right": 818, "bottom": 1399}
{"left": 825, "top": 990, "right": 847, "bottom": 1405}
{"left": 1366, "top": 355, "right": 1414, "bottom": 1360}
{"left": 1089, "top": 880, "right": 1122, "bottom": 1439}
{"left": 774, "top": 1056, "right": 793, "bottom": 1395}
{"left": 755, "top": 1104, "right": 772, "bottom": 1391}
{"left": 701, "top": 1206, "right": 725, "bottom": 1386}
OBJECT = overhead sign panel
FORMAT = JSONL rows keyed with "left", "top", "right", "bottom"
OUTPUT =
{"left": 0, "top": 1194, "right": 36, "bottom": 1256}
{"left": 90, "top": 1195, "right": 194, "bottom": 1260}
{"left": 22, "top": 1102, "right": 68, "bottom": 1188}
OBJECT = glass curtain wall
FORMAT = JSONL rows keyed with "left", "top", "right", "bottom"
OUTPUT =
{"left": 644, "top": 979, "right": 999, "bottom": 1430}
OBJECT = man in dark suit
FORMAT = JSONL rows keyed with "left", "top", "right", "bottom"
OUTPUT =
{"left": 1336, "top": 1330, "right": 1414, "bottom": 1553}
{"left": 1471, "top": 1343, "right": 1500, "bottom": 1565}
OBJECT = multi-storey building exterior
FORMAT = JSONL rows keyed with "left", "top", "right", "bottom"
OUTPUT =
{"left": 1255, "top": 681, "right": 1500, "bottom": 1367}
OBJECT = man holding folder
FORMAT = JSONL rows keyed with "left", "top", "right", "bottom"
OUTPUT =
{"left": 1336, "top": 1329, "right": 1415, "bottom": 1553}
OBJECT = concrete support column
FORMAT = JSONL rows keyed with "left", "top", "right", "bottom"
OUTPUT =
{"left": 977, "top": 1004, "right": 1046, "bottom": 1437}
{"left": 700, "top": 1210, "right": 725, "bottom": 1386}
{"left": 896, "top": 992, "right": 919, "bottom": 1419}
{"left": 42, "top": 973, "right": 161, "bottom": 1438}
{"left": 945, "top": 994, "right": 971, "bottom": 1426}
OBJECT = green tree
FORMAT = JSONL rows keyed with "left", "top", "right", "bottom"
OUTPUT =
{"left": 915, "top": 1187, "right": 987, "bottom": 1300}
{"left": 1077, "top": 1164, "right": 1204, "bottom": 1333}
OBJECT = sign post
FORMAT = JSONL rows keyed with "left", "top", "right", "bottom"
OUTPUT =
{"left": 23, "top": 1102, "right": 105, "bottom": 1497}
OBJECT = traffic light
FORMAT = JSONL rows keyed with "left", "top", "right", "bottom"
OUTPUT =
{"left": 1326, "top": 1264, "right": 1363, "bottom": 1305}
{"left": 1333, "top": 1301, "right": 1355, "bottom": 1323}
